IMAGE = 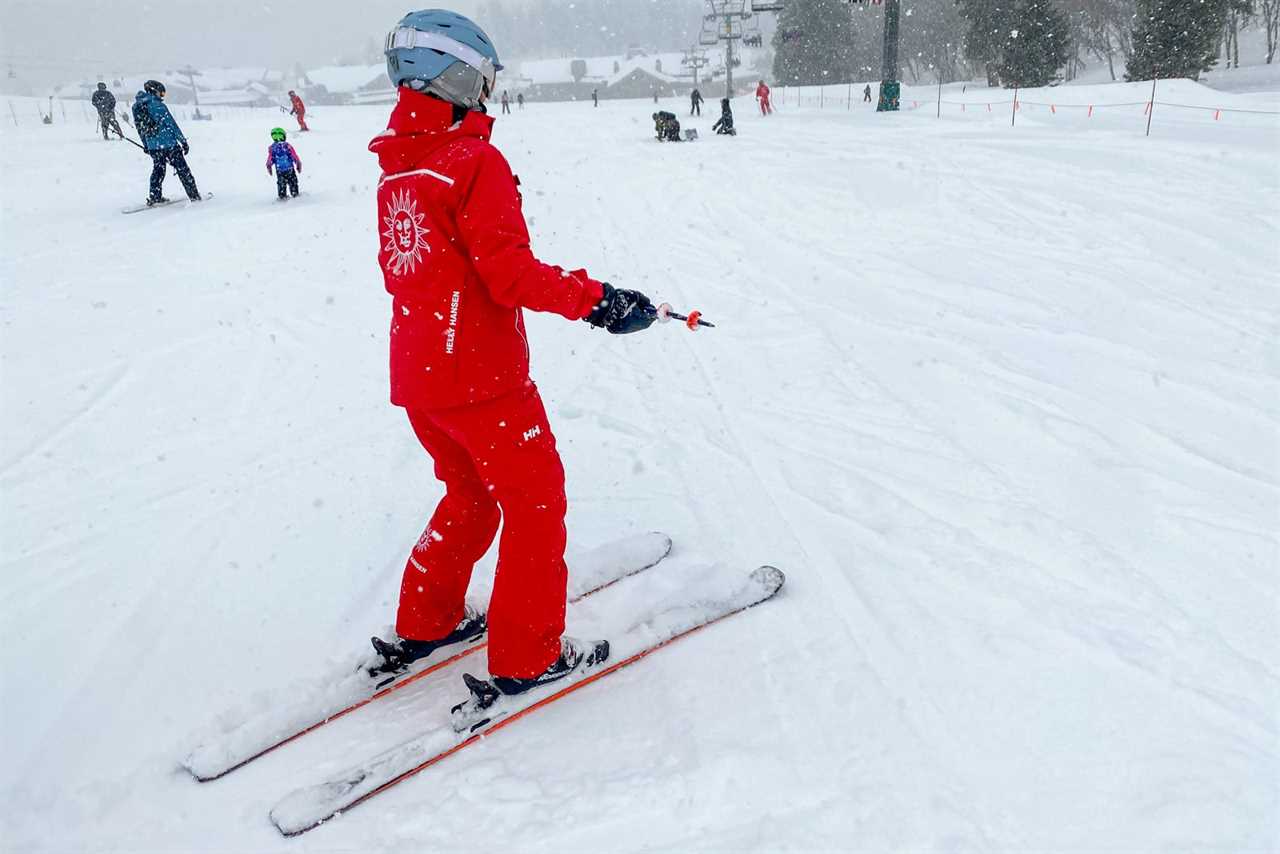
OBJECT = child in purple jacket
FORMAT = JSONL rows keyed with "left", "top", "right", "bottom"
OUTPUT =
{"left": 266, "top": 127, "right": 302, "bottom": 200}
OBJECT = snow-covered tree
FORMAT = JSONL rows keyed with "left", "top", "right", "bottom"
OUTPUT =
{"left": 1126, "top": 0, "right": 1226, "bottom": 79}
{"left": 771, "top": 0, "right": 858, "bottom": 84}
{"left": 957, "top": 0, "right": 1014, "bottom": 85}
{"left": 1260, "top": 0, "right": 1280, "bottom": 61}
{"left": 997, "top": 0, "right": 1070, "bottom": 85}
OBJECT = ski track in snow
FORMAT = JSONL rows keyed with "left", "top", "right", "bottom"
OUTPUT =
{"left": 1, "top": 78, "right": 1278, "bottom": 852}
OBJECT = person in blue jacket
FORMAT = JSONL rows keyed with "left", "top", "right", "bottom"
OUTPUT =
{"left": 131, "top": 80, "right": 202, "bottom": 206}
{"left": 265, "top": 127, "right": 302, "bottom": 200}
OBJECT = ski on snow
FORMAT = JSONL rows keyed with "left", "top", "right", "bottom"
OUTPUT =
{"left": 181, "top": 532, "right": 672, "bottom": 782}
{"left": 121, "top": 193, "right": 213, "bottom": 214}
{"left": 268, "top": 565, "right": 785, "bottom": 837}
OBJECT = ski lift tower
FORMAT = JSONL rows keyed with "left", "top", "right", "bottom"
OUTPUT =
{"left": 703, "top": 0, "right": 785, "bottom": 98}
{"left": 703, "top": 0, "right": 752, "bottom": 99}
{"left": 681, "top": 47, "right": 711, "bottom": 87}
{"left": 843, "top": 0, "right": 899, "bottom": 111}
{"left": 876, "top": 0, "right": 901, "bottom": 111}
{"left": 176, "top": 64, "right": 208, "bottom": 119}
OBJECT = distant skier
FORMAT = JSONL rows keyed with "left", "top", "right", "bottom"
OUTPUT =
{"left": 368, "top": 10, "right": 656, "bottom": 699}
{"left": 592, "top": 88, "right": 598, "bottom": 107}
{"left": 265, "top": 127, "right": 302, "bottom": 200}
{"left": 516, "top": 92, "right": 524, "bottom": 109}
{"left": 91, "top": 82, "right": 122, "bottom": 140}
{"left": 863, "top": 83, "right": 872, "bottom": 103}
{"left": 755, "top": 79, "right": 772, "bottom": 115}
{"left": 652, "top": 110, "right": 682, "bottom": 141}
{"left": 711, "top": 98, "right": 736, "bottom": 135}
{"left": 500, "top": 90, "right": 511, "bottom": 114}
{"left": 287, "top": 90, "right": 309, "bottom": 131}
{"left": 131, "top": 80, "right": 202, "bottom": 206}
{"left": 690, "top": 87, "right": 703, "bottom": 117}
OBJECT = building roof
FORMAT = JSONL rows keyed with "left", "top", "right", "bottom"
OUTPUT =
{"left": 304, "top": 64, "right": 388, "bottom": 94}
{"left": 517, "top": 52, "right": 688, "bottom": 86}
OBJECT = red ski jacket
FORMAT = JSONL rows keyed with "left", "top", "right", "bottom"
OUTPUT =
{"left": 369, "top": 89, "right": 605, "bottom": 409}
{"left": 756, "top": 83, "right": 771, "bottom": 101}
{"left": 289, "top": 93, "right": 306, "bottom": 115}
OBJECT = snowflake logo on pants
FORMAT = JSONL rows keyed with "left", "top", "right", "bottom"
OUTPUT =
{"left": 382, "top": 188, "right": 430, "bottom": 275}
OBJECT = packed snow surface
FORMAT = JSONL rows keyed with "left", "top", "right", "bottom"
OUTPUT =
{"left": 1, "top": 79, "right": 1277, "bottom": 852}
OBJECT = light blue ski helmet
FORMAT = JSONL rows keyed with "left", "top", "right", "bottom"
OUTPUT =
{"left": 385, "top": 10, "right": 502, "bottom": 109}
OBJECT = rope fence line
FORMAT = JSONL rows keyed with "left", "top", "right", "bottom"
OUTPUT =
{"left": 774, "top": 83, "right": 1279, "bottom": 134}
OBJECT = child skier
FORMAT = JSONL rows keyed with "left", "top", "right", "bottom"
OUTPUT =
{"left": 265, "top": 127, "right": 302, "bottom": 200}
{"left": 755, "top": 79, "right": 772, "bottom": 115}
{"left": 711, "top": 98, "right": 736, "bottom": 135}
{"left": 287, "top": 90, "right": 309, "bottom": 131}
{"left": 367, "top": 10, "right": 656, "bottom": 701}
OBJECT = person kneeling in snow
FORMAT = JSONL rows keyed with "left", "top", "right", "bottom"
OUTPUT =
{"left": 652, "top": 110, "right": 682, "bottom": 142}
{"left": 266, "top": 127, "right": 302, "bottom": 200}
{"left": 711, "top": 98, "right": 737, "bottom": 135}
{"left": 367, "top": 10, "right": 657, "bottom": 698}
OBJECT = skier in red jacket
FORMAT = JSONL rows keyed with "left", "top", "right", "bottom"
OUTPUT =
{"left": 287, "top": 90, "right": 309, "bottom": 131}
{"left": 756, "top": 79, "right": 773, "bottom": 116}
{"left": 367, "top": 10, "right": 656, "bottom": 697}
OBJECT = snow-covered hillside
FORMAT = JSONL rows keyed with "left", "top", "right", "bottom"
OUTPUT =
{"left": 1, "top": 79, "right": 1277, "bottom": 851}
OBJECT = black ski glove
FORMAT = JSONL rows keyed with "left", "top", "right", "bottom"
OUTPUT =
{"left": 585, "top": 283, "right": 656, "bottom": 335}
{"left": 181, "top": 141, "right": 190, "bottom": 155}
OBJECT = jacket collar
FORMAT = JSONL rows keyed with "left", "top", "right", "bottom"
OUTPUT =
{"left": 370, "top": 87, "right": 494, "bottom": 151}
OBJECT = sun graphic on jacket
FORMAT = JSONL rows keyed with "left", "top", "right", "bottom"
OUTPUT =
{"left": 382, "top": 188, "right": 430, "bottom": 275}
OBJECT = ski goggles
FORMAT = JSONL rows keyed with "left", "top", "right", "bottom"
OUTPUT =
{"left": 386, "top": 28, "right": 498, "bottom": 104}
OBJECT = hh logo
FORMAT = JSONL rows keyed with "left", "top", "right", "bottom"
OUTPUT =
{"left": 381, "top": 187, "right": 430, "bottom": 275}
{"left": 522, "top": 425, "right": 542, "bottom": 442}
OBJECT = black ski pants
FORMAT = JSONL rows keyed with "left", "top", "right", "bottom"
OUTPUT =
{"left": 148, "top": 146, "right": 200, "bottom": 201}
{"left": 691, "top": 100, "right": 701, "bottom": 116}
{"left": 276, "top": 168, "right": 299, "bottom": 199}
{"left": 98, "top": 111, "right": 123, "bottom": 140}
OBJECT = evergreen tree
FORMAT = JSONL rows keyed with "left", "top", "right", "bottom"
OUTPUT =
{"left": 957, "top": 0, "right": 1013, "bottom": 85}
{"left": 771, "top": 0, "right": 857, "bottom": 85}
{"left": 997, "top": 0, "right": 1070, "bottom": 85}
{"left": 1126, "top": 0, "right": 1225, "bottom": 79}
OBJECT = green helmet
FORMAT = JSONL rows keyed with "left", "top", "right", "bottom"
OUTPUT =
{"left": 270, "top": 127, "right": 286, "bottom": 141}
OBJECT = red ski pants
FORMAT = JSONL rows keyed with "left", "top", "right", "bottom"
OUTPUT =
{"left": 396, "top": 382, "right": 568, "bottom": 679}
{"left": 295, "top": 111, "right": 309, "bottom": 131}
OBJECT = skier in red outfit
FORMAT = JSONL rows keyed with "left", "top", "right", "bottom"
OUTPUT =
{"left": 287, "top": 90, "right": 309, "bottom": 131}
{"left": 367, "top": 10, "right": 657, "bottom": 696}
{"left": 756, "top": 79, "right": 773, "bottom": 115}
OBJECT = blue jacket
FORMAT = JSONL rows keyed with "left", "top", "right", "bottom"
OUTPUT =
{"left": 132, "top": 91, "right": 185, "bottom": 151}
{"left": 266, "top": 141, "right": 301, "bottom": 173}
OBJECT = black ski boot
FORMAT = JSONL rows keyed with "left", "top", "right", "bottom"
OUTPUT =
{"left": 451, "top": 637, "right": 609, "bottom": 730}
{"left": 146, "top": 196, "right": 170, "bottom": 207}
{"left": 367, "top": 605, "right": 486, "bottom": 677}
{"left": 491, "top": 637, "right": 610, "bottom": 696}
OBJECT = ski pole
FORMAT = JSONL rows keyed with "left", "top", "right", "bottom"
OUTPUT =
{"left": 646, "top": 302, "right": 716, "bottom": 330}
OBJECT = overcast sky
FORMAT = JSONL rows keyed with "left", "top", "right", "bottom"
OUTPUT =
{"left": 1, "top": 0, "right": 483, "bottom": 85}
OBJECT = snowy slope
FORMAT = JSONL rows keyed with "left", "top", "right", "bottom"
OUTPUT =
{"left": 1, "top": 82, "right": 1278, "bottom": 852}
